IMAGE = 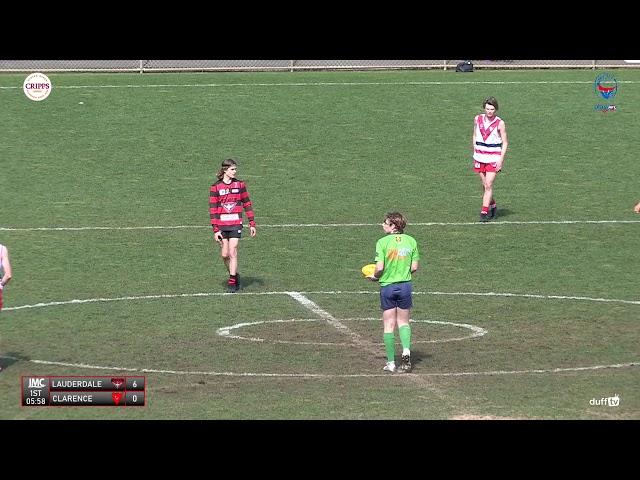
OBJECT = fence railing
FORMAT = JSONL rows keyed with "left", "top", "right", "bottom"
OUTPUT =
{"left": 1, "top": 60, "right": 639, "bottom": 73}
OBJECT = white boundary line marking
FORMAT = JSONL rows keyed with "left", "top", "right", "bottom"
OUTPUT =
{"left": 413, "top": 291, "right": 640, "bottom": 305}
{"left": 0, "top": 355, "right": 636, "bottom": 378}
{"left": 217, "top": 319, "right": 335, "bottom": 345}
{"left": 286, "top": 292, "right": 380, "bottom": 355}
{"left": 3, "top": 290, "right": 638, "bottom": 377}
{"left": 216, "top": 318, "right": 487, "bottom": 345}
{"left": 5, "top": 289, "right": 640, "bottom": 312}
{"left": 2, "top": 80, "right": 640, "bottom": 91}
{"left": 2, "top": 219, "right": 640, "bottom": 231}
{"left": 287, "top": 292, "right": 358, "bottom": 334}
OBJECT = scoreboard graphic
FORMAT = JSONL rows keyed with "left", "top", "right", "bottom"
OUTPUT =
{"left": 22, "top": 376, "right": 146, "bottom": 407}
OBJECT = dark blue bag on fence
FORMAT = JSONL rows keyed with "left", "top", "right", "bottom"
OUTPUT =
{"left": 455, "top": 61, "right": 474, "bottom": 72}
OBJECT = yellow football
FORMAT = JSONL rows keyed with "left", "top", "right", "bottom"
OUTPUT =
{"left": 361, "top": 263, "right": 376, "bottom": 277}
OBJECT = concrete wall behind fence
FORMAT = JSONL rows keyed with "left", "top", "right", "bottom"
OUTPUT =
{"left": 1, "top": 60, "right": 639, "bottom": 72}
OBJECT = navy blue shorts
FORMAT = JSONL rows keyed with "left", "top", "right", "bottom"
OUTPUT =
{"left": 219, "top": 226, "right": 243, "bottom": 239}
{"left": 379, "top": 282, "right": 413, "bottom": 310}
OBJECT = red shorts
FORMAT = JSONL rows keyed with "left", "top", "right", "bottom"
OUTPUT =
{"left": 473, "top": 161, "right": 499, "bottom": 173}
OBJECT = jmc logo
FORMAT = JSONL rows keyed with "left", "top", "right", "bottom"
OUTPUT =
{"left": 28, "top": 378, "right": 47, "bottom": 388}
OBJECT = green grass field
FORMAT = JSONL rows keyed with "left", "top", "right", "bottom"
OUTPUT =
{"left": 0, "top": 69, "right": 638, "bottom": 419}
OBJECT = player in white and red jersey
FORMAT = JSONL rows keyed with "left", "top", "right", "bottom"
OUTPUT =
{"left": 209, "top": 159, "right": 256, "bottom": 292}
{"left": 0, "top": 243, "right": 12, "bottom": 312}
{"left": 0, "top": 242, "right": 12, "bottom": 372}
{"left": 472, "top": 97, "right": 508, "bottom": 222}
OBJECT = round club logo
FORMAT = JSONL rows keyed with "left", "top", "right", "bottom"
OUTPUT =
{"left": 23, "top": 72, "right": 52, "bottom": 101}
{"left": 594, "top": 72, "right": 618, "bottom": 100}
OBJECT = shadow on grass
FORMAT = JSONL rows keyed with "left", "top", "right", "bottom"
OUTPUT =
{"left": 410, "top": 353, "right": 433, "bottom": 367}
{"left": 219, "top": 276, "right": 265, "bottom": 291}
{"left": 394, "top": 352, "right": 432, "bottom": 369}
{"left": 493, "top": 207, "right": 514, "bottom": 219}
{"left": 0, "top": 351, "right": 30, "bottom": 372}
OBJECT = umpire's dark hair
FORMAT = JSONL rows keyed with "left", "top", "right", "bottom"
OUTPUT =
{"left": 483, "top": 96, "right": 499, "bottom": 111}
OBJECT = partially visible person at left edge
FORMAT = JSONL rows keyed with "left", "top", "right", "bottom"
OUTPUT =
{"left": 209, "top": 158, "right": 256, "bottom": 293}
{"left": 0, "top": 242, "right": 12, "bottom": 312}
{"left": 634, "top": 201, "right": 640, "bottom": 213}
{"left": 0, "top": 242, "right": 13, "bottom": 372}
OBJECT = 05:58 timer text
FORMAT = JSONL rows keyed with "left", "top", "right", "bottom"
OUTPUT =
{"left": 26, "top": 389, "right": 47, "bottom": 405}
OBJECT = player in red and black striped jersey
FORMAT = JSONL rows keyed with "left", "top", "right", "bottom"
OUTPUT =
{"left": 209, "top": 159, "right": 256, "bottom": 293}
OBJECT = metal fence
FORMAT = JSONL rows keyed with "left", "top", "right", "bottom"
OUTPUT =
{"left": 0, "top": 60, "right": 639, "bottom": 73}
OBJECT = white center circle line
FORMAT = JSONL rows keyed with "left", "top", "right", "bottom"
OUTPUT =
{"left": 2, "top": 290, "right": 638, "bottom": 377}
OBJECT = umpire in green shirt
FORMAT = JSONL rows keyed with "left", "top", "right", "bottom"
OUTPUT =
{"left": 366, "top": 212, "right": 420, "bottom": 373}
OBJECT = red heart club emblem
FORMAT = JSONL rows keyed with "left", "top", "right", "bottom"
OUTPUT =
{"left": 112, "top": 392, "right": 123, "bottom": 405}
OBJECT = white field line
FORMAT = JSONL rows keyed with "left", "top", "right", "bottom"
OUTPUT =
{"left": 216, "top": 318, "right": 487, "bottom": 345}
{"left": 2, "top": 219, "right": 640, "bottom": 232}
{"left": 4, "top": 290, "right": 640, "bottom": 312}
{"left": 217, "top": 318, "right": 344, "bottom": 345}
{"left": 3, "top": 290, "right": 637, "bottom": 378}
{"left": 2, "top": 80, "right": 640, "bottom": 91}
{"left": 286, "top": 292, "right": 379, "bottom": 355}
{"left": 412, "top": 291, "right": 640, "bottom": 305}
{"left": 1, "top": 355, "right": 637, "bottom": 378}
{"left": 3, "top": 291, "right": 298, "bottom": 311}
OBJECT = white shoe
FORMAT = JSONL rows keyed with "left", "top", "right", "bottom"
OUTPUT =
{"left": 383, "top": 362, "right": 396, "bottom": 373}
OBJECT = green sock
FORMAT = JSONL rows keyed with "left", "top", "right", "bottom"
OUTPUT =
{"left": 383, "top": 332, "right": 396, "bottom": 362}
{"left": 399, "top": 324, "right": 411, "bottom": 351}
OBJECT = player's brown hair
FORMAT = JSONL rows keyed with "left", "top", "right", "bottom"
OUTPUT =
{"left": 384, "top": 212, "right": 407, "bottom": 233}
{"left": 483, "top": 96, "right": 499, "bottom": 111}
{"left": 217, "top": 158, "right": 238, "bottom": 180}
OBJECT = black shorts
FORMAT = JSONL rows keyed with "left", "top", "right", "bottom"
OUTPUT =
{"left": 218, "top": 226, "right": 243, "bottom": 239}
